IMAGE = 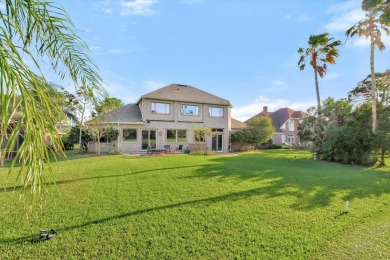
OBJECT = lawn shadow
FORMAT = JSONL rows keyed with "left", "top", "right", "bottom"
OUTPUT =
{"left": 1, "top": 164, "right": 204, "bottom": 193}
{"left": 182, "top": 152, "right": 390, "bottom": 211}
{"left": 0, "top": 187, "right": 267, "bottom": 245}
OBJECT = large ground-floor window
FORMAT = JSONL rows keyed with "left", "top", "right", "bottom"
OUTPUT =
{"left": 167, "top": 129, "right": 186, "bottom": 142}
{"left": 123, "top": 129, "right": 137, "bottom": 142}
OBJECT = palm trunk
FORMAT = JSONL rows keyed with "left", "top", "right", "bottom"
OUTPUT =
{"left": 370, "top": 42, "right": 377, "bottom": 135}
{"left": 79, "top": 100, "right": 86, "bottom": 151}
{"left": 314, "top": 69, "right": 321, "bottom": 115}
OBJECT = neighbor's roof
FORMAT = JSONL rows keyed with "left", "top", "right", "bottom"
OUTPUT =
{"left": 90, "top": 103, "right": 143, "bottom": 124}
{"left": 245, "top": 107, "right": 308, "bottom": 133}
{"left": 231, "top": 118, "right": 247, "bottom": 129}
{"left": 138, "top": 83, "right": 232, "bottom": 107}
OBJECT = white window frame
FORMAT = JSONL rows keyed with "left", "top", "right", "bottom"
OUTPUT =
{"left": 181, "top": 104, "right": 199, "bottom": 116}
{"left": 151, "top": 102, "right": 170, "bottom": 114}
{"left": 209, "top": 107, "right": 224, "bottom": 117}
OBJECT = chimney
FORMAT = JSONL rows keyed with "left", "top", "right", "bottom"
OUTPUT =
{"left": 263, "top": 106, "right": 268, "bottom": 113}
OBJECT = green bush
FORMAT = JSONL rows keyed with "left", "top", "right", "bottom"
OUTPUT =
{"left": 189, "top": 150, "right": 216, "bottom": 155}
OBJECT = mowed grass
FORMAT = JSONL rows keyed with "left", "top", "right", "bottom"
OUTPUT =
{"left": 0, "top": 150, "right": 390, "bottom": 259}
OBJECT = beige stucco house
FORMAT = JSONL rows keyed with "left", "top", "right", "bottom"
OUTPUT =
{"left": 89, "top": 83, "right": 232, "bottom": 153}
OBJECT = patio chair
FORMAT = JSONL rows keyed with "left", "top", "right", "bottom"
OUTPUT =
{"left": 176, "top": 144, "right": 183, "bottom": 152}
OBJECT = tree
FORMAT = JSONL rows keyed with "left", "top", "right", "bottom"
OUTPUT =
{"left": 299, "top": 98, "right": 378, "bottom": 165}
{"left": 244, "top": 116, "right": 274, "bottom": 148}
{"left": 348, "top": 70, "right": 390, "bottom": 106}
{"left": 0, "top": 0, "right": 107, "bottom": 196}
{"left": 298, "top": 33, "right": 342, "bottom": 114}
{"left": 346, "top": 0, "right": 390, "bottom": 134}
{"left": 93, "top": 97, "right": 124, "bottom": 117}
{"left": 192, "top": 126, "right": 212, "bottom": 143}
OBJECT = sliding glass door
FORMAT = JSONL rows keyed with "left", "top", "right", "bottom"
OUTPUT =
{"left": 142, "top": 130, "right": 156, "bottom": 149}
{"left": 212, "top": 134, "right": 223, "bottom": 152}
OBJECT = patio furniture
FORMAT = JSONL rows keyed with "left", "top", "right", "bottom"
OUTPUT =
{"left": 176, "top": 144, "right": 183, "bottom": 152}
{"left": 164, "top": 145, "right": 173, "bottom": 153}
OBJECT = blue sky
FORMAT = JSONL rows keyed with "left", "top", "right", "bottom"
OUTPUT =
{"left": 55, "top": 0, "right": 388, "bottom": 121}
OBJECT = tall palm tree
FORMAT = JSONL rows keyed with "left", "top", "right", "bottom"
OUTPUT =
{"left": 346, "top": 0, "right": 390, "bottom": 134}
{"left": 0, "top": 0, "right": 107, "bottom": 198}
{"left": 298, "top": 33, "right": 342, "bottom": 115}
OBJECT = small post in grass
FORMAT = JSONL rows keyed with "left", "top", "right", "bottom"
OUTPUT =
{"left": 345, "top": 201, "right": 349, "bottom": 213}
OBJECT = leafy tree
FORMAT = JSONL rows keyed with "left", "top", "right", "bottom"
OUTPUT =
{"left": 298, "top": 33, "right": 342, "bottom": 114}
{"left": 375, "top": 105, "right": 390, "bottom": 166}
{"left": 299, "top": 98, "right": 378, "bottom": 165}
{"left": 0, "top": 0, "right": 107, "bottom": 196}
{"left": 348, "top": 70, "right": 390, "bottom": 106}
{"left": 246, "top": 116, "right": 274, "bottom": 147}
{"left": 346, "top": 0, "right": 390, "bottom": 134}
{"left": 93, "top": 97, "right": 124, "bottom": 117}
{"left": 231, "top": 117, "right": 273, "bottom": 150}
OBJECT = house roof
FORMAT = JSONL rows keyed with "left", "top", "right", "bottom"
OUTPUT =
{"left": 245, "top": 107, "right": 308, "bottom": 133}
{"left": 90, "top": 103, "right": 143, "bottom": 124}
{"left": 138, "top": 83, "right": 232, "bottom": 107}
{"left": 231, "top": 118, "right": 247, "bottom": 129}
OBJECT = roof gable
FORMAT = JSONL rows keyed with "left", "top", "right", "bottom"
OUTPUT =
{"left": 245, "top": 107, "right": 308, "bottom": 132}
{"left": 139, "top": 83, "right": 231, "bottom": 107}
{"left": 231, "top": 118, "right": 247, "bottom": 129}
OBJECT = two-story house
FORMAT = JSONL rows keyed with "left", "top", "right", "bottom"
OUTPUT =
{"left": 245, "top": 106, "right": 308, "bottom": 146}
{"left": 89, "top": 83, "right": 232, "bottom": 153}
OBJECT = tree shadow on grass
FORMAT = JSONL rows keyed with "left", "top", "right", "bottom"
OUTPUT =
{"left": 0, "top": 186, "right": 268, "bottom": 245}
{"left": 1, "top": 164, "right": 204, "bottom": 193}
{"left": 182, "top": 153, "right": 390, "bottom": 211}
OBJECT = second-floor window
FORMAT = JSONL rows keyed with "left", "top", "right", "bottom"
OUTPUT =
{"left": 181, "top": 105, "right": 199, "bottom": 116}
{"left": 288, "top": 119, "right": 295, "bottom": 131}
{"left": 209, "top": 107, "right": 223, "bottom": 117}
{"left": 151, "top": 102, "right": 170, "bottom": 114}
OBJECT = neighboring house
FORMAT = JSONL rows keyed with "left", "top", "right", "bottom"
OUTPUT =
{"left": 245, "top": 106, "right": 308, "bottom": 146}
{"left": 89, "top": 83, "right": 232, "bottom": 153}
{"left": 231, "top": 118, "right": 247, "bottom": 133}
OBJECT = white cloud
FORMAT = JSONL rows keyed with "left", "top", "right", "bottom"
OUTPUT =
{"left": 324, "top": 8, "right": 364, "bottom": 32}
{"left": 143, "top": 80, "right": 165, "bottom": 91}
{"left": 120, "top": 24, "right": 127, "bottom": 32}
{"left": 324, "top": 73, "right": 341, "bottom": 80}
{"left": 92, "top": 47, "right": 146, "bottom": 55}
{"left": 181, "top": 0, "right": 203, "bottom": 4}
{"left": 283, "top": 13, "right": 310, "bottom": 23}
{"left": 120, "top": 0, "right": 158, "bottom": 16}
{"left": 272, "top": 80, "right": 286, "bottom": 86}
{"left": 103, "top": 8, "right": 112, "bottom": 14}
{"left": 327, "top": 0, "right": 360, "bottom": 14}
{"left": 344, "top": 32, "right": 390, "bottom": 48}
{"left": 231, "top": 96, "right": 315, "bottom": 122}
{"left": 105, "top": 81, "right": 139, "bottom": 104}
{"left": 297, "top": 14, "right": 310, "bottom": 23}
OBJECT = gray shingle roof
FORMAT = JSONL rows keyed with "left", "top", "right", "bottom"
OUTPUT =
{"left": 97, "top": 103, "right": 143, "bottom": 124}
{"left": 139, "top": 83, "right": 232, "bottom": 107}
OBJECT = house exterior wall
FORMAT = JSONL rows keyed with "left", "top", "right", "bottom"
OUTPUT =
{"left": 145, "top": 99, "right": 230, "bottom": 153}
{"left": 95, "top": 99, "right": 231, "bottom": 154}
{"left": 272, "top": 118, "right": 302, "bottom": 145}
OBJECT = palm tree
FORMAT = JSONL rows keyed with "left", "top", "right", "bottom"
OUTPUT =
{"left": 298, "top": 33, "right": 342, "bottom": 115}
{"left": 346, "top": 0, "right": 390, "bottom": 134}
{"left": 0, "top": 0, "right": 107, "bottom": 197}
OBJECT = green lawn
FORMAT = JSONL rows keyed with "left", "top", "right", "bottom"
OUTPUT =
{"left": 1, "top": 150, "right": 390, "bottom": 259}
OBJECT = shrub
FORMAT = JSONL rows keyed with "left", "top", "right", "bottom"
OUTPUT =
{"left": 189, "top": 150, "right": 216, "bottom": 156}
